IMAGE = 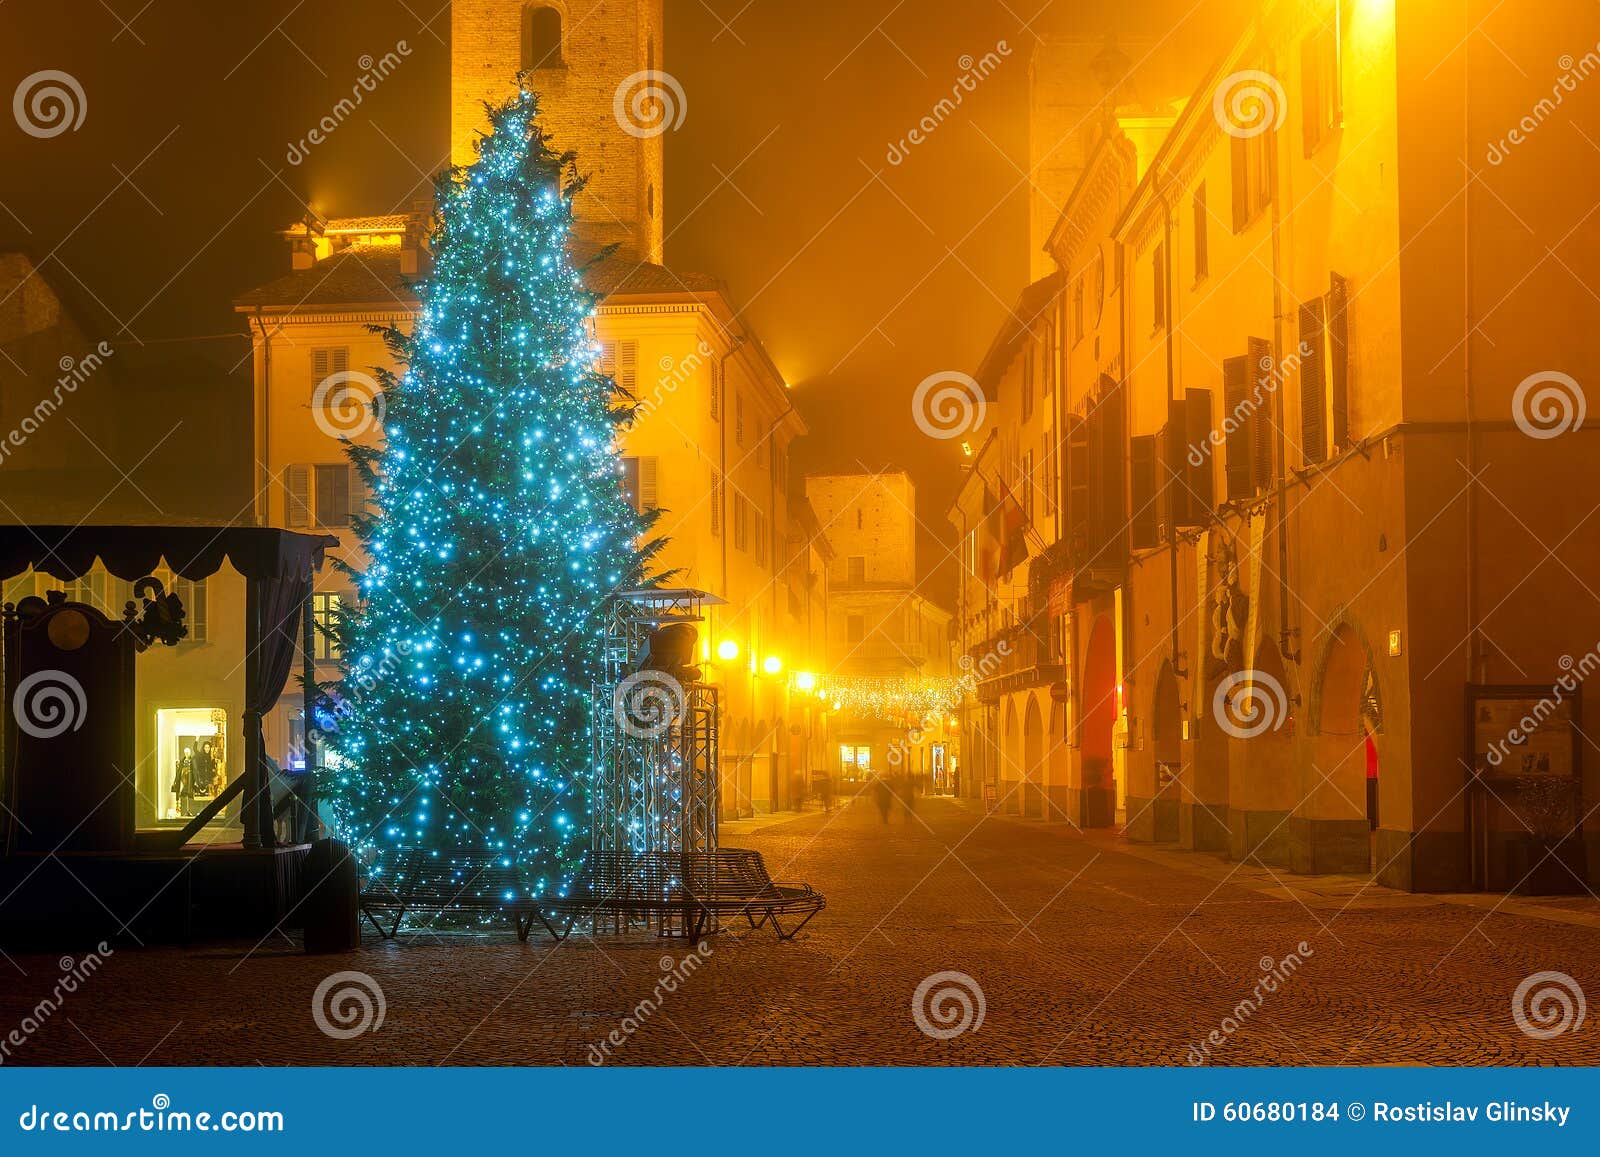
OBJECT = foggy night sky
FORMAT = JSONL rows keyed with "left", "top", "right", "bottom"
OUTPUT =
{"left": 0, "top": 0, "right": 1244, "bottom": 602}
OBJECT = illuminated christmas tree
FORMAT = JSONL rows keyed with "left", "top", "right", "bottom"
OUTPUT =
{"left": 324, "top": 88, "right": 662, "bottom": 892}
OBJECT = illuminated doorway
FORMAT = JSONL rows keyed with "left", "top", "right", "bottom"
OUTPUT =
{"left": 150, "top": 707, "right": 228, "bottom": 827}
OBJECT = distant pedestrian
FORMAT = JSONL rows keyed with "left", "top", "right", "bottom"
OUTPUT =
{"left": 872, "top": 774, "right": 892, "bottom": 823}
{"left": 900, "top": 772, "right": 918, "bottom": 819}
{"left": 820, "top": 773, "right": 836, "bottom": 814}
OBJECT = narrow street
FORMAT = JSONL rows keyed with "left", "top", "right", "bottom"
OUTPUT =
{"left": 6, "top": 798, "right": 1597, "bottom": 1066}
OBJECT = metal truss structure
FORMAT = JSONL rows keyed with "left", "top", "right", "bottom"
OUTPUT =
{"left": 591, "top": 588, "right": 721, "bottom": 857}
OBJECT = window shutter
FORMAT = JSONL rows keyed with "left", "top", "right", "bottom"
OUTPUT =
{"left": 711, "top": 470, "right": 722, "bottom": 535}
{"left": 735, "top": 392, "right": 744, "bottom": 445}
{"left": 620, "top": 457, "right": 641, "bottom": 511}
{"left": 315, "top": 464, "right": 352, "bottom": 528}
{"left": 710, "top": 363, "right": 720, "bottom": 420}
{"left": 1094, "top": 380, "right": 1126, "bottom": 556}
{"left": 1248, "top": 338, "right": 1274, "bottom": 492}
{"left": 1066, "top": 415, "right": 1090, "bottom": 556}
{"left": 1298, "top": 301, "right": 1328, "bottom": 465}
{"left": 639, "top": 456, "right": 659, "bottom": 510}
{"left": 312, "top": 347, "right": 348, "bottom": 382}
{"left": 1222, "top": 356, "right": 1251, "bottom": 501}
{"left": 1130, "top": 435, "right": 1158, "bottom": 550}
{"left": 1152, "top": 243, "right": 1166, "bottom": 328}
{"left": 1192, "top": 184, "right": 1209, "bottom": 280}
{"left": 1184, "top": 388, "right": 1215, "bottom": 517}
{"left": 181, "top": 577, "right": 208, "bottom": 643}
{"left": 1329, "top": 272, "right": 1350, "bottom": 449}
{"left": 285, "top": 464, "right": 310, "bottom": 528}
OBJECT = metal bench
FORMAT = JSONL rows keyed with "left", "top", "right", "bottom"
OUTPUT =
{"left": 359, "top": 848, "right": 538, "bottom": 942}
{"left": 535, "top": 848, "right": 824, "bottom": 942}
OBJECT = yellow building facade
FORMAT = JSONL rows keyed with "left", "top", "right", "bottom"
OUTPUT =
{"left": 954, "top": 0, "right": 1600, "bottom": 892}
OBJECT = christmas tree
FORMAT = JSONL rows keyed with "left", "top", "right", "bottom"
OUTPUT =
{"left": 323, "top": 88, "right": 663, "bottom": 892}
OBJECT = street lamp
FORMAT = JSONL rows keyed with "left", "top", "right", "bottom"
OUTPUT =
{"left": 762, "top": 655, "right": 783, "bottom": 676}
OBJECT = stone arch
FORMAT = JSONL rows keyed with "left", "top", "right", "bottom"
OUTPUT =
{"left": 1308, "top": 607, "right": 1383, "bottom": 736}
{"left": 1022, "top": 694, "right": 1045, "bottom": 818}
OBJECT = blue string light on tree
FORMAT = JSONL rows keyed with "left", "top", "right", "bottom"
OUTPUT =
{"left": 320, "top": 87, "right": 665, "bottom": 896}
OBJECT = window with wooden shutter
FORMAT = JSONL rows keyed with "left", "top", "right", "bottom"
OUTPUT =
{"left": 1302, "top": 22, "right": 1343, "bottom": 156}
{"left": 1151, "top": 243, "right": 1166, "bottom": 330}
{"left": 1248, "top": 337, "right": 1274, "bottom": 492}
{"left": 1192, "top": 184, "right": 1209, "bottom": 281}
{"left": 285, "top": 464, "right": 311, "bottom": 528}
{"left": 1329, "top": 273, "right": 1350, "bottom": 449}
{"left": 1230, "top": 130, "right": 1275, "bottom": 232}
{"left": 312, "top": 347, "right": 349, "bottom": 383}
{"left": 1184, "top": 388, "right": 1216, "bottom": 516}
{"left": 1091, "top": 379, "right": 1126, "bottom": 558}
{"left": 1065, "top": 415, "right": 1090, "bottom": 555}
{"left": 709, "top": 362, "right": 720, "bottom": 420}
{"left": 600, "top": 341, "right": 638, "bottom": 395}
{"left": 733, "top": 492, "right": 748, "bottom": 551}
{"left": 620, "top": 457, "right": 641, "bottom": 511}
{"left": 710, "top": 469, "right": 722, "bottom": 535}
{"left": 178, "top": 576, "right": 208, "bottom": 644}
{"left": 1222, "top": 356, "right": 1252, "bottom": 501}
{"left": 1299, "top": 300, "right": 1329, "bottom": 465}
{"left": 735, "top": 391, "right": 744, "bottom": 445}
{"left": 1021, "top": 345, "right": 1034, "bottom": 422}
{"left": 639, "top": 456, "right": 659, "bottom": 510}
{"left": 1130, "top": 435, "right": 1158, "bottom": 550}
{"left": 314, "top": 464, "right": 352, "bottom": 528}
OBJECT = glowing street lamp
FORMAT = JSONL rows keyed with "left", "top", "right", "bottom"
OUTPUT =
{"left": 716, "top": 639, "right": 740, "bottom": 663}
{"left": 795, "top": 671, "right": 817, "bottom": 692}
{"left": 762, "top": 655, "right": 783, "bottom": 676}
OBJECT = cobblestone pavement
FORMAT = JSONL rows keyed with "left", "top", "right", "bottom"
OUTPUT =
{"left": 5, "top": 797, "right": 1600, "bottom": 1066}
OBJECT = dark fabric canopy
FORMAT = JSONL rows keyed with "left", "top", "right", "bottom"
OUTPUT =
{"left": 0, "top": 525, "right": 341, "bottom": 582}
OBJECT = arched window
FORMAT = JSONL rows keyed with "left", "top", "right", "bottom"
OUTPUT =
{"left": 522, "top": 5, "right": 563, "bottom": 71}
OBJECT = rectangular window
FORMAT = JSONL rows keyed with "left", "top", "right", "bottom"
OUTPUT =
{"left": 735, "top": 391, "right": 745, "bottom": 446}
{"left": 1302, "top": 20, "right": 1343, "bottom": 155}
{"left": 711, "top": 469, "right": 723, "bottom": 536}
{"left": 1151, "top": 243, "right": 1166, "bottom": 330}
{"left": 176, "top": 576, "right": 208, "bottom": 644}
{"left": 1231, "top": 127, "right": 1275, "bottom": 231}
{"left": 1021, "top": 345, "right": 1034, "bottom": 422}
{"left": 733, "top": 492, "right": 748, "bottom": 551}
{"left": 314, "top": 464, "right": 353, "bottom": 529}
{"left": 1072, "top": 280, "right": 1085, "bottom": 344}
{"left": 1192, "top": 183, "right": 1209, "bottom": 282}
{"left": 599, "top": 341, "right": 638, "bottom": 395}
{"left": 709, "top": 363, "right": 720, "bottom": 421}
{"left": 847, "top": 555, "right": 865, "bottom": 584}
{"left": 312, "top": 592, "right": 342, "bottom": 661}
{"left": 620, "top": 456, "right": 659, "bottom": 512}
{"left": 285, "top": 464, "right": 311, "bottom": 528}
{"left": 311, "top": 347, "right": 349, "bottom": 384}
{"left": 1299, "top": 299, "right": 1329, "bottom": 465}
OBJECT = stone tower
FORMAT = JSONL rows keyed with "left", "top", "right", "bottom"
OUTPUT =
{"left": 452, "top": 0, "right": 667, "bottom": 264}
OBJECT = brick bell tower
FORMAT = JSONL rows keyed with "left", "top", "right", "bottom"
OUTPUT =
{"left": 452, "top": 0, "right": 667, "bottom": 265}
